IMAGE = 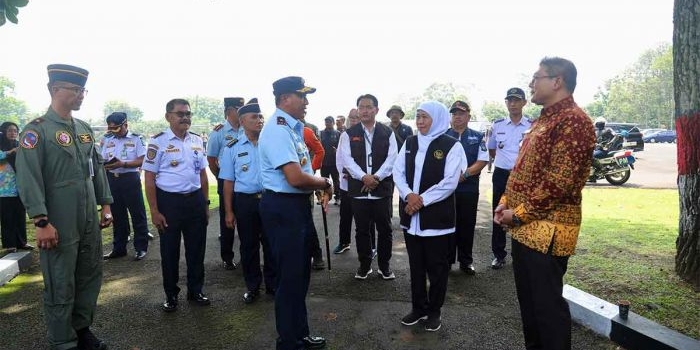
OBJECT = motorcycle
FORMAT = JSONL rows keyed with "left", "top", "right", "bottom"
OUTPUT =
{"left": 589, "top": 148, "right": 636, "bottom": 185}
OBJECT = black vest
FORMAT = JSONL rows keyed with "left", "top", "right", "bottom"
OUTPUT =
{"left": 346, "top": 122, "right": 394, "bottom": 198}
{"left": 399, "top": 134, "right": 457, "bottom": 230}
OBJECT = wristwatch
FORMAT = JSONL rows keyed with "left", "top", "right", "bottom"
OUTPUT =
{"left": 512, "top": 215, "right": 522, "bottom": 226}
{"left": 34, "top": 218, "right": 49, "bottom": 228}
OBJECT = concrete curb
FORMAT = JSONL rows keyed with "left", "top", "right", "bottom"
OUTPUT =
{"left": 0, "top": 250, "right": 32, "bottom": 287}
{"left": 564, "top": 284, "right": 700, "bottom": 350}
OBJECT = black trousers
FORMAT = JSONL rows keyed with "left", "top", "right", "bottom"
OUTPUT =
{"left": 107, "top": 172, "right": 149, "bottom": 253}
{"left": 307, "top": 195, "right": 323, "bottom": 260}
{"left": 492, "top": 167, "right": 511, "bottom": 260}
{"left": 157, "top": 188, "right": 208, "bottom": 297}
{"left": 217, "top": 178, "right": 236, "bottom": 263}
{"left": 352, "top": 197, "right": 392, "bottom": 270}
{"left": 259, "top": 191, "right": 313, "bottom": 350}
{"left": 337, "top": 190, "right": 352, "bottom": 245}
{"left": 512, "top": 239, "right": 571, "bottom": 350}
{"left": 404, "top": 231, "right": 451, "bottom": 317}
{"left": 320, "top": 165, "right": 340, "bottom": 199}
{"left": 0, "top": 196, "right": 27, "bottom": 248}
{"left": 449, "top": 191, "right": 479, "bottom": 266}
{"left": 234, "top": 192, "right": 275, "bottom": 292}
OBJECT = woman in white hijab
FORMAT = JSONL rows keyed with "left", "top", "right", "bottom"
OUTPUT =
{"left": 393, "top": 101, "right": 467, "bottom": 332}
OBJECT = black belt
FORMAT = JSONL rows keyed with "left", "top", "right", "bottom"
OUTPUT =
{"left": 157, "top": 188, "right": 200, "bottom": 197}
{"left": 107, "top": 172, "right": 139, "bottom": 178}
{"left": 236, "top": 192, "right": 263, "bottom": 199}
{"left": 262, "top": 189, "right": 310, "bottom": 198}
{"left": 494, "top": 167, "right": 511, "bottom": 173}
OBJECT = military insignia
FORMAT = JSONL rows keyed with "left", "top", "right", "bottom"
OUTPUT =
{"left": 78, "top": 134, "right": 93, "bottom": 143}
{"left": 107, "top": 142, "right": 115, "bottom": 148}
{"left": 152, "top": 132, "right": 164, "bottom": 139}
{"left": 433, "top": 149, "right": 444, "bottom": 160}
{"left": 20, "top": 130, "right": 39, "bottom": 149}
{"left": 213, "top": 124, "right": 224, "bottom": 132}
{"left": 277, "top": 116, "right": 286, "bottom": 125}
{"left": 480, "top": 141, "right": 487, "bottom": 151}
{"left": 170, "top": 160, "right": 179, "bottom": 166}
{"left": 225, "top": 135, "right": 233, "bottom": 140}
{"left": 300, "top": 156, "right": 308, "bottom": 166}
{"left": 56, "top": 131, "right": 73, "bottom": 146}
{"left": 237, "top": 152, "right": 248, "bottom": 157}
{"left": 226, "top": 138, "right": 238, "bottom": 148}
{"left": 498, "top": 142, "right": 505, "bottom": 149}
{"left": 242, "top": 164, "right": 249, "bottom": 172}
{"left": 167, "top": 144, "right": 175, "bottom": 149}
{"left": 30, "top": 118, "right": 45, "bottom": 125}
{"left": 146, "top": 147, "right": 157, "bottom": 161}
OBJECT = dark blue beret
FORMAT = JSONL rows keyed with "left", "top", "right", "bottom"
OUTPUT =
{"left": 272, "top": 76, "right": 316, "bottom": 96}
{"left": 106, "top": 112, "right": 127, "bottom": 125}
{"left": 47, "top": 64, "right": 89, "bottom": 87}
{"left": 237, "top": 98, "right": 260, "bottom": 115}
{"left": 224, "top": 97, "right": 245, "bottom": 109}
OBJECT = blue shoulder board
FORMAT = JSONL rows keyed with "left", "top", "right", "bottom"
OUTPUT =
{"left": 152, "top": 132, "right": 165, "bottom": 139}
{"left": 493, "top": 118, "right": 506, "bottom": 124}
{"left": 189, "top": 131, "right": 201, "bottom": 137}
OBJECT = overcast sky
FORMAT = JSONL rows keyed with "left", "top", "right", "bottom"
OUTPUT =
{"left": 0, "top": 0, "right": 673, "bottom": 126}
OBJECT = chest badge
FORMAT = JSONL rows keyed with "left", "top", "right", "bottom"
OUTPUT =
{"left": 242, "top": 164, "right": 249, "bottom": 172}
{"left": 498, "top": 141, "right": 505, "bottom": 149}
{"left": 78, "top": 134, "right": 93, "bottom": 143}
{"left": 433, "top": 149, "right": 444, "bottom": 160}
{"left": 170, "top": 160, "right": 179, "bottom": 167}
{"left": 300, "top": 156, "right": 308, "bottom": 166}
{"left": 56, "top": 131, "right": 73, "bottom": 146}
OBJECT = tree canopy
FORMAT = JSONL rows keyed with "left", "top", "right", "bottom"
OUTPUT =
{"left": 102, "top": 100, "right": 144, "bottom": 123}
{"left": 0, "top": 0, "right": 28, "bottom": 26}
{"left": 395, "top": 82, "right": 471, "bottom": 120}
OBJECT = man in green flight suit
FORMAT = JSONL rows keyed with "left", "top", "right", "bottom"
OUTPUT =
{"left": 16, "top": 64, "right": 114, "bottom": 350}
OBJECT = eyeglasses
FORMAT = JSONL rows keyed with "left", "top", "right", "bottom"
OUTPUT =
{"left": 57, "top": 85, "right": 88, "bottom": 95}
{"left": 168, "top": 111, "right": 193, "bottom": 118}
{"left": 531, "top": 75, "right": 557, "bottom": 82}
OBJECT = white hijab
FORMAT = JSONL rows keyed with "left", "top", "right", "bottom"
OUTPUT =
{"left": 416, "top": 101, "right": 450, "bottom": 149}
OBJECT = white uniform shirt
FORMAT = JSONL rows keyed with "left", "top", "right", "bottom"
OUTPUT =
{"left": 141, "top": 129, "right": 208, "bottom": 193}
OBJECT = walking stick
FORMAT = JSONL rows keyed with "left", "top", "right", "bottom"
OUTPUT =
{"left": 321, "top": 205, "right": 332, "bottom": 281}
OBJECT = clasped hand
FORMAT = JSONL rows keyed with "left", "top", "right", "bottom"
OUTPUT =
{"left": 360, "top": 174, "right": 379, "bottom": 193}
{"left": 404, "top": 193, "right": 424, "bottom": 215}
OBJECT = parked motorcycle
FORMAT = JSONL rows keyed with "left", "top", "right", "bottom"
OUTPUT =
{"left": 589, "top": 149, "right": 636, "bottom": 185}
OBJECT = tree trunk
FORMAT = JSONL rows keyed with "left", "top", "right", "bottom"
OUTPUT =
{"left": 673, "top": 0, "right": 700, "bottom": 290}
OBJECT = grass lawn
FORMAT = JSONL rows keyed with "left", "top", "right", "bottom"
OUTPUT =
{"left": 567, "top": 187, "right": 700, "bottom": 339}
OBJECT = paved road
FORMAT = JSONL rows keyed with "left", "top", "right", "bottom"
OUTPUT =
{"left": 588, "top": 143, "right": 677, "bottom": 189}
{"left": 0, "top": 179, "right": 619, "bottom": 350}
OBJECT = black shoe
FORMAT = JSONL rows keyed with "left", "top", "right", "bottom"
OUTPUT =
{"left": 312, "top": 258, "right": 326, "bottom": 270}
{"left": 134, "top": 251, "right": 147, "bottom": 261}
{"left": 354, "top": 266, "right": 372, "bottom": 280}
{"left": 377, "top": 267, "right": 396, "bottom": 280}
{"left": 333, "top": 243, "right": 350, "bottom": 254}
{"left": 400, "top": 310, "right": 427, "bottom": 326}
{"left": 243, "top": 290, "right": 259, "bottom": 304}
{"left": 491, "top": 257, "right": 506, "bottom": 270}
{"left": 187, "top": 292, "right": 211, "bottom": 306}
{"left": 76, "top": 327, "right": 107, "bottom": 350}
{"left": 18, "top": 244, "right": 34, "bottom": 250}
{"left": 103, "top": 251, "right": 127, "bottom": 260}
{"left": 147, "top": 232, "right": 155, "bottom": 240}
{"left": 460, "top": 263, "right": 476, "bottom": 275}
{"left": 223, "top": 261, "right": 237, "bottom": 270}
{"left": 424, "top": 315, "right": 442, "bottom": 332}
{"left": 301, "top": 335, "right": 326, "bottom": 349}
{"left": 161, "top": 295, "right": 178, "bottom": 312}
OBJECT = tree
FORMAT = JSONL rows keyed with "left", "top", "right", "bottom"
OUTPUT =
{"left": 396, "top": 82, "right": 471, "bottom": 120}
{"left": 102, "top": 100, "right": 144, "bottom": 122}
{"left": 0, "top": 76, "right": 29, "bottom": 127}
{"left": 481, "top": 101, "right": 508, "bottom": 122}
{"left": 673, "top": 0, "right": 699, "bottom": 289}
{"left": 0, "top": 0, "right": 29, "bottom": 26}
{"left": 187, "top": 96, "right": 223, "bottom": 125}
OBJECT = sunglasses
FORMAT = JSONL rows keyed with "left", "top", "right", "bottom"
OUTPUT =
{"left": 168, "top": 111, "right": 193, "bottom": 118}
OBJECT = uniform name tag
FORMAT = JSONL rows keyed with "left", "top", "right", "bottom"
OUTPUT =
{"left": 78, "top": 134, "right": 93, "bottom": 143}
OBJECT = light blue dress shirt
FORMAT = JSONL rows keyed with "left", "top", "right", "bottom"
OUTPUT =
{"left": 206, "top": 121, "right": 243, "bottom": 159}
{"left": 218, "top": 133, "right": 263, "bottom": 194}
{"left": 141, "top": 128, "right": 208, "bottom": 193}
{"left": 100, "top": 131, "right": 146, "bottom": 174}
{"left": 258, "top": 109, "right": 312, "bottom": 194}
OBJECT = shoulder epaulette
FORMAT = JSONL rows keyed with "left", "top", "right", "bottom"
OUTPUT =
{"left": 131, "top": 132, "right": 141, "bottom": 137}
{"left": 30, "top": 118, "right": 45, "bottom": 125}
{"left": 213, "top": 124, "right": 224, "bottom": 132}
{"left": 226, "top": 138, "right": 239, "bottom": 148}
{"left": 493, "top": 118, "right": 505, "bottom": 124}
{"left": 152, "top": 132, "right": 165, "bottom": 139}
{"left": 277, "top": 116, "right": 286, "bottom": 125}
{"left": 189, "top": 131, "right": 200, "bottom": 137}
{"left": 103, "top": 133, "right": 115, "bottom": 138}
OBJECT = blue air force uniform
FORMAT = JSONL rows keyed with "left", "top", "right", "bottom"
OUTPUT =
{"left": 142, "top": 129, "right": 209, "bottom": 299}
{"left": 207, "top": 97, "right": 245, "bottom": 268}
{"left": 259, "top": 108, "right": 315, "bottom": 349}
{"left": 487, "top": 115, "right": 531, "bottom": 261}
{"left": 100, "top": 117, "right": 149, "bottom": 257}
{"left": 219, "top": 129, "right": 275, "bottom": 295}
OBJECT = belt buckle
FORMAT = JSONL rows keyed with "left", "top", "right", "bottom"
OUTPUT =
{"left": 255, "top": 193, "right": 262, "bottom": 199}
{"left": 113, "top": 172, "right": 120, "bottom": 178}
